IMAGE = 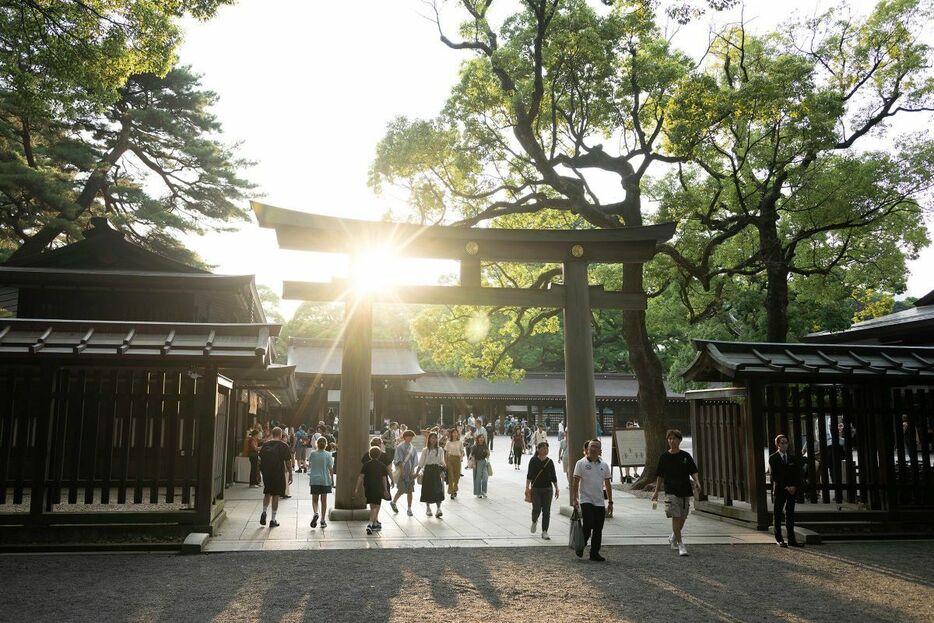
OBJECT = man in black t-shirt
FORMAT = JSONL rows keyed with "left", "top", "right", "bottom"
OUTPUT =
{"left": 651, "top": 429, "right": 700, "bottom": 557}
{"left": 259, "top": 427, "right": 293, "bottom": 528}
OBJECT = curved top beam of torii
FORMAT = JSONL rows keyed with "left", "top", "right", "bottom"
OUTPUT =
{"left": 252, "top": 201, "right": 675, "bottom": 264}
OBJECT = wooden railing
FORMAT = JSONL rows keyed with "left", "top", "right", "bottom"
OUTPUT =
{"left": 0, "top": 365, "right": 221, "bottom": 527}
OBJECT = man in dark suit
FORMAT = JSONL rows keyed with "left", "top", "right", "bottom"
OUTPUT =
{"left": 769, "top": 434, "right": 803, "bottom": 547}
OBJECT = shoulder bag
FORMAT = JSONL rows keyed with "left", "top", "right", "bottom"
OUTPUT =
{"left": 525, "top": 458, "right": 550, "bottom": 502}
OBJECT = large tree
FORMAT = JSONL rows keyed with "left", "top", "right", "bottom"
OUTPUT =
{"left": 0, "top": 0, "right": 246, "bottom": 263}
{"left": 370, "top": 0, "right": 694, "bottom": 486}
{"left": 658, "top": 0, "right": 933, "bottom": 341}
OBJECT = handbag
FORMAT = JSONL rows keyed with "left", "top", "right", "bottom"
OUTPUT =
{"left": 486, "top": 461, "right": 493, "bottom": 477}
{"left": 568, "top": 507, "right": 584, "bottom": 553}
{"left": 508, "top": 452, "right": 513, "bottom": 465}
{"left": 468, "top": 456, "right": 476, "bottom": 470}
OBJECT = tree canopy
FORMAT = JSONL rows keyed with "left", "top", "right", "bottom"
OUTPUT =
{"left": 0, "top": 0, "right": 248, "bottom": 265}
{"left": 657, "top": 0, "right": 934, "bottom": 341}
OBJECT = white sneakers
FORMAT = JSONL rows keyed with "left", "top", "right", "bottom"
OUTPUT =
{"left": 541, "top": 531, "right": 550, "bottom": 540}
{"left": 531, "top": 520, "right": 537, "bottom": 534}
{"left": 669, "top": 533, "right": 688, "bottom": 556}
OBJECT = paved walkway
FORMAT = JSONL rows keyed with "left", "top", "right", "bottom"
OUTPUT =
{"left": 208, "top": 435, "right": 774, "bottom": 552}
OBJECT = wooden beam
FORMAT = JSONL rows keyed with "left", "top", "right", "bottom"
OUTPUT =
{"left": 254, "top": 202, "right": 674, "bottom": 263}
{"left": 282, "top": 281, "right": 647, "bottom": 310}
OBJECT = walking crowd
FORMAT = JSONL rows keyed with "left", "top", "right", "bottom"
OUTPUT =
{"left": 242, "top": 414, "right": 754, "bottom": 563}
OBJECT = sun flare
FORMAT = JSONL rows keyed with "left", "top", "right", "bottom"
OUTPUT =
{"left": 350, "top": 246, "right": 402, "bottom": 294}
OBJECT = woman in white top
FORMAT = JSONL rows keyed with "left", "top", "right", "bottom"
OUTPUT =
{"left": 532, "top": 425, "right": 548, "bottom": 449}
{"left": 415, "top": 432, "right": 447, "bottom": 517}
{"left": 444, "top": 428, "right": 465, "bottom": 499}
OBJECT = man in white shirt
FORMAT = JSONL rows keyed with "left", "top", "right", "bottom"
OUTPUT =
{"left": 571, "top": 438, "right": 613, "bottom": 562}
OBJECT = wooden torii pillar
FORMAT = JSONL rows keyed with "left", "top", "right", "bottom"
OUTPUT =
{"left": 253, "top": 202, "right": 674, "bottom": 517}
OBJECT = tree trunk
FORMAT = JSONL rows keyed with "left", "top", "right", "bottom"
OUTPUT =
{"left": 622, "top": 262, "right": 671, "bottom": 489}
{"left": 759, "top": 216, "right": 789, "bottom": 342}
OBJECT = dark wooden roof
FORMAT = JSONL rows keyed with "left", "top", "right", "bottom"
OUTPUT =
{"left": 0, "top": 318, "right": 279, "bottom": 368}
{"left": 5, "top": 217, "right": 205, "bottom": 273}
{"left": 804, "top": 299, "right": 934, "bottom": 346}
{"left": 287, "top": 338, "right": 425, "bottom": 379}
{"left": 253, "top": 202, "right": 675, "bottom": 263}
{"left": 405, "top": 371, "right": 685, "bottom": 401}
{"left": 916, "top": 288, "right": 934, "bottom": 307}
{"left": 682, "top": 339, "right": 934, "bottom": 383}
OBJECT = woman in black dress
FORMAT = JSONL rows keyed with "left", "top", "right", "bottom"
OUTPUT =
{"left": 356, "top": 446, "right": 390, "bottom": 535}
{"left": 416, "top": 432, "right": 447, "bottom": 517}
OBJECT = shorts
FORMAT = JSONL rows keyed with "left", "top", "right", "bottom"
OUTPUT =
{"left": 310, "top": 484, "right": 332, "bottom": 495}
{"left": 665, "top": 494, "right": 691, "bottom": 518}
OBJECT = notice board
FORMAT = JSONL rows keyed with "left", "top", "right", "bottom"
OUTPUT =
{"left": 613, "top": 428, "right": 646, "bottom": 467}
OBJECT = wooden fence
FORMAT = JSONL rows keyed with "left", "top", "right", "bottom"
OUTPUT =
{"left": 689, "top": 384, "right": 934, "bottom": 521}
{"left": 0, "top": 364, "right": 223, "bottom": 529}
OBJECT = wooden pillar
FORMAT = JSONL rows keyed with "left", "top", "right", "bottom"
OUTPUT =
{"left": 195, "top": 368, "right": 219, "bottom": 527}
{"left": 334, "top": 292, "right": 372, "bottom": 514}
{"left": 563, "top": 259, "right": 597, "bottom": 493}
{"left": 745, "top": 381, "right": 769, "bottom": 529}
{"left": 461, "top": 257, "right": 481, "bottom": 287}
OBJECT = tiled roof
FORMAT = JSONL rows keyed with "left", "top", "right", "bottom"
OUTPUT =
{"left": 0, "top": 318, "right": 279, "bottom": 368}
{"left": 287, "top": 338, "right": 425, "bottom": 378}
{"left": 683, "top": 340, "right": 934, "bottom": 383}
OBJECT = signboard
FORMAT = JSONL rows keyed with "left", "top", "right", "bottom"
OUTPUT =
{"left": 613, "top": 428, "right": 646, "bottom": 467}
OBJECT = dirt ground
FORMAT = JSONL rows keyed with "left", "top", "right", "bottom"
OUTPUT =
{"left": 1, "top": 541, "right": 931, "bottom": 622}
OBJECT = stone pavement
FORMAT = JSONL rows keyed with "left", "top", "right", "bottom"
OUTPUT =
{"left": 208, "top": 435, "right": 774, "bottom": 552}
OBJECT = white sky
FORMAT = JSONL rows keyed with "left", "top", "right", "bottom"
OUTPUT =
{"left": 177, "top": 0, "right": 934, "bottom": 314}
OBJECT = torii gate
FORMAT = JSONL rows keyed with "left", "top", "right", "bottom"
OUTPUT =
{"left": 254, "top": 201, "right": 674, "bottom": 519}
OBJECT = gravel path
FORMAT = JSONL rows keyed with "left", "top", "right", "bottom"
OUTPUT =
{"left": 1, "top": 542, "right": 931, "bottom": 623}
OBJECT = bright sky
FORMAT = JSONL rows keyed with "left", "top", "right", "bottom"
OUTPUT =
{"left": 178, "top": 0, "right": 934, "bottom": 315}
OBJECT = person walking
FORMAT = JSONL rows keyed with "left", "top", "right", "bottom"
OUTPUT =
{"left": 526, "top": 441, "right": 559, "bottom": 540}
{"left": 294, "top": 425, "right": 308, "bottom": 473}
{"left": 471, "top": 434, "right": 490, "bottom": 498}
{"left": 445, "top": 428, "right": 464, "bottom": 499}
{"left": 651, "top": 429, "right": 701, "bottom": 557}
{"left": 512, "top": 427, "right": 526, "bottom": 470}
{"left": 381, "top": 422, "right": 397, "bottom": 460}
{"left": 390, "top": 430, "right": 418, "bottom": 516}
{"left": 258, "top": 427, "right": 292, "bottom": 528}
{"left": 770, "top": 434, "right": 803, "bottom": 547}
{"left": 463, "top": 427, "right": 475, "bottom": 469}
{"left": 307, "top": 436, "right": 334, "bottom": 528}
{"left": 485, "top": 420, "right": 495, "bottom": 451}
{"left": 357, "top": 446, "right": 391, "bottom": 535}
{"left": 416, "top": 432, "right": 446, "bottom": 517}
{"left": 571, "top": 438, "right": 612, "bottom": 561}
{"left": 246, "top": 429, "right": 261, "bottom": 488}
{"left": 532, "top": 424, "right": 547, "bottom": 449}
